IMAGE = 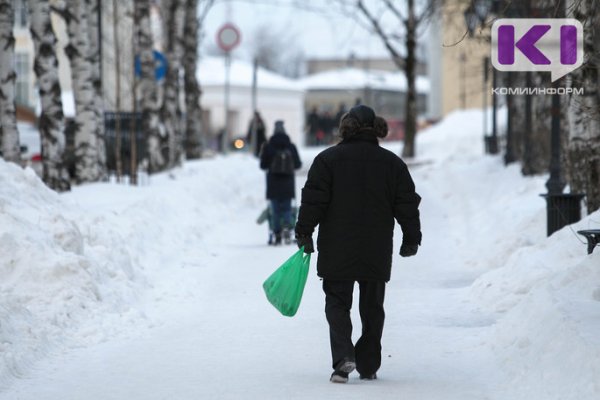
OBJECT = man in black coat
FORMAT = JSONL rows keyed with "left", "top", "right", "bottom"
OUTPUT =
{"left": 295, "top": 105, "right": 422, "bottom": 383}
{"left": 260, "top": 120, "right": 302, "bottom": 244}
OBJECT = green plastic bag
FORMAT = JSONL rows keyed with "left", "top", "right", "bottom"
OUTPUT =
{"left": 263, "top": 248, "right": 311, "bottom": 317}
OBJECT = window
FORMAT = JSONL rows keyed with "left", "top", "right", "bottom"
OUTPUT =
{"left": 15, "top": 53, "right": 30, "bottom": 106}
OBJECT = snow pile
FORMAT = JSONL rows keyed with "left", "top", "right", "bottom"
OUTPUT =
{"left": 0, "top": 155, "right": 265, "bottom": 391}
{"left": 471, "top": 214, "right": 600, "bottom": 400}
{"left": 0, "top": 161, "right": 144, "bottom": 388}
{"left": 412, "top": 111, "right": 600, "bottom": 400}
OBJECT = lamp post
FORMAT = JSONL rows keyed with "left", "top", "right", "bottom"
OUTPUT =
{"left": 504, "top": 71, "right": 516, "bottom": 164}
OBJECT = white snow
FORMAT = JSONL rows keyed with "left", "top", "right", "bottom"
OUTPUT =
{"left": 299, "top": 67, "right": 430, "bottom": 94}
{"left": 1, "top": 109, "right": 599, "bottom": 399}
{"left": 197, "top": 56, "right": 304, "bottom": 92}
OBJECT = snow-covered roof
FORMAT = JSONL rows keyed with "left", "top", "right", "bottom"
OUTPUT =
{"left": 197, "top": 57, "right": 304, "bottom": 92}
{"left": 298, "top": 68, "right": 430, "bottom": 94}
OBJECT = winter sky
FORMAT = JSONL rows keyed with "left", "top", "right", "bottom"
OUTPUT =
{"left": 201, "top": 0, "right": 394, "bottom": 62}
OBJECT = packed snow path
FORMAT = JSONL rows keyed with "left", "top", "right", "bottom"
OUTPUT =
{"left": 3, "top": 111, "right": 599, "bottom": 399}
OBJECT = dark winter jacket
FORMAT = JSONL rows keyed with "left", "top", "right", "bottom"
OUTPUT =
{"left": 246, "top": 118, "right": 267, "bottom": 157}
{"left": 296, "top": 132, "right": 421, "bottom": 282}
{"left": 260, "top": 132, "right": 302, "bottom": 200}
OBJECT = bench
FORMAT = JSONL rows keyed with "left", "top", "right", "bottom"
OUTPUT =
{"left": 577, "top": 230, "right": 600, "bottom": 254}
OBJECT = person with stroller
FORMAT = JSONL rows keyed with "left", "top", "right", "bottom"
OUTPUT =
{"left": 259, "top": 120, "right": 302, "bottom": 245}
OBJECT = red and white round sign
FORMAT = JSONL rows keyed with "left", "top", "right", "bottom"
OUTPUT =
{"left": 216, "top": 23, "right": 241, "bottom": 52}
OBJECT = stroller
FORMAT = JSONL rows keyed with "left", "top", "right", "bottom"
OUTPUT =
{"left": 257, "top": 201, "right": 298, "bottom": 245}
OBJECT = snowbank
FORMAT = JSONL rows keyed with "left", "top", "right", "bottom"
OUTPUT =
{"left": 414, "top": 110, "right": 600, "bottom": 400}
{"left": 0, "top": 161, "right": 145, "bottom": 389}
{"left": 0, "top": 154, "right": 266, "bottom": 391}
{"left": 471, "top": 213, "right": 600, "bottom": 400}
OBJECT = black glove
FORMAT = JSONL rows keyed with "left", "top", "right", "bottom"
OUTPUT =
{"left": 399, "top": 243, "right": 418, "bottom": 257}
{"left": 295, "top": 234, "right": 314, "bottom": 254}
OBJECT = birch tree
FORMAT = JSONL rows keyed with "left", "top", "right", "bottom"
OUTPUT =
{"left": 28, "top": 0, "right": 70, "bottom": 191}
{"left": 85, "top": 0, "right": 105, "bottom": 169}
{"left": 136, "top": 0, "right": 165, "bottom": 173}
{"left": 161, "top": 0, "right": 185, "bottom": 167}
{"left": 182, "top": 0, "right": 204, "bottom": 160}
{"left": 63, "top": 0, "right": 104, "bottom": 182}
{"left": 567, "top": 0, "right": 600, "bottom": 212}
{"left": 0, "top": 0, "right": 21, "bottom": 164}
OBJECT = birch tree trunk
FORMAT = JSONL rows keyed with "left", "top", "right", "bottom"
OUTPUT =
{"left": 85, "top": 0, "right": 106, "bottom": 171}
{"left": 0, "top": 0, "right": 21, "bottom": 164}
{"left": 161, "top": 0, "right": 185, "bottom": 167}
{"left": 567, "top": 0, "right": 600, "bottom": 212}
{"left": 64, "top": 0, "right": 103, "bottom": 182}
{"left": 136, "top": 0, "right": 165, "bottom": 173}
{"left": 28, "top": 0, "right": 70, "bottom": 191}
{"left": 183, "top": 0, "right": 203, "bottom": 160}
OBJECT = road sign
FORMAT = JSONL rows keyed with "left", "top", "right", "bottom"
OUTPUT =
{"left": 216, "top": 23, "right": 241, "bottom": 52}
{"left": 134, "top": 50, "right": 168, "bottom": 81}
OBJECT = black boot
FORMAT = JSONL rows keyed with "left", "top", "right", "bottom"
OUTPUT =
{"left": 274, "top": 232, "right": 282, "bottom": 245}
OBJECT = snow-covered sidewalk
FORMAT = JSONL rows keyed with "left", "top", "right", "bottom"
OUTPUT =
{"left": 1, "top": 110, "right": 599, "bottom": 399}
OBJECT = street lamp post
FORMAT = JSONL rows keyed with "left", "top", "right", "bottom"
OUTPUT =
{"left": 504, "top": 71, "right": 516, "bottom": 164}
{"left": 546, "top": 81, "right": 565, "bottom": 195}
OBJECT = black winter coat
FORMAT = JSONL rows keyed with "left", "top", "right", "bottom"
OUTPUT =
{"left": 260, "top": 132, "right": 302, "bottom": 200}
{"left": 296, "top": 132, "right": 421, "bottom": 282}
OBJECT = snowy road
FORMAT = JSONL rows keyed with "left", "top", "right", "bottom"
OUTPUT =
{"left": 3, "top": 110, "right": 599, "bottom": 399}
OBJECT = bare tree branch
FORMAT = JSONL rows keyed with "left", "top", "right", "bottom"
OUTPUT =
{"left": 383, "top": 0, "right": 405, "bottom": 23}
{"left": 356, "top": 0, "right": 404, "bottom": 67}
{"left": 198, "top": 0, "right": 215, "bottom": 25}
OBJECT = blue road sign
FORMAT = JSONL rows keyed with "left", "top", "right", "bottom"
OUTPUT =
{"left": 134, "top": 50, "right": 168, "bottom": 81}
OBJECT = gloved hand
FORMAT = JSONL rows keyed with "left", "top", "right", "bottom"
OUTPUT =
{"left": 295, "top": 234, "right": 314, "bottom": 254}
{"left": 399, "top": 243, "right": 418, "bottom": 257}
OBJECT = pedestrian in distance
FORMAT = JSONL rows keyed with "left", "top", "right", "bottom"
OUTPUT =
{"left": 260, "top": 120, "right": 302, "bottom": 245}
{"left": 246, "top": 111, "right": 267, "bottom": 157}
{"left": 295, "top": 105, "right": 422, "bottom": 383}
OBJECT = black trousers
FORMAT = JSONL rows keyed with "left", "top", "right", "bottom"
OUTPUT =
{"left": 322, "top": 279, "right": 386, "bottom": 376}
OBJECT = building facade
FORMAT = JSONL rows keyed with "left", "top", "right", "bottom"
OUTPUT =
{"left": 427, "top": 1, "right": 492, "bottom": 120}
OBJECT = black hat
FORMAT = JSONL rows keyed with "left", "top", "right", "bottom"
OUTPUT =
{"left": 348, "top": 105, "right": 375, "bottom": 128}
{"left": 274, "top": 120, "right": 285, "bottom": 134}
